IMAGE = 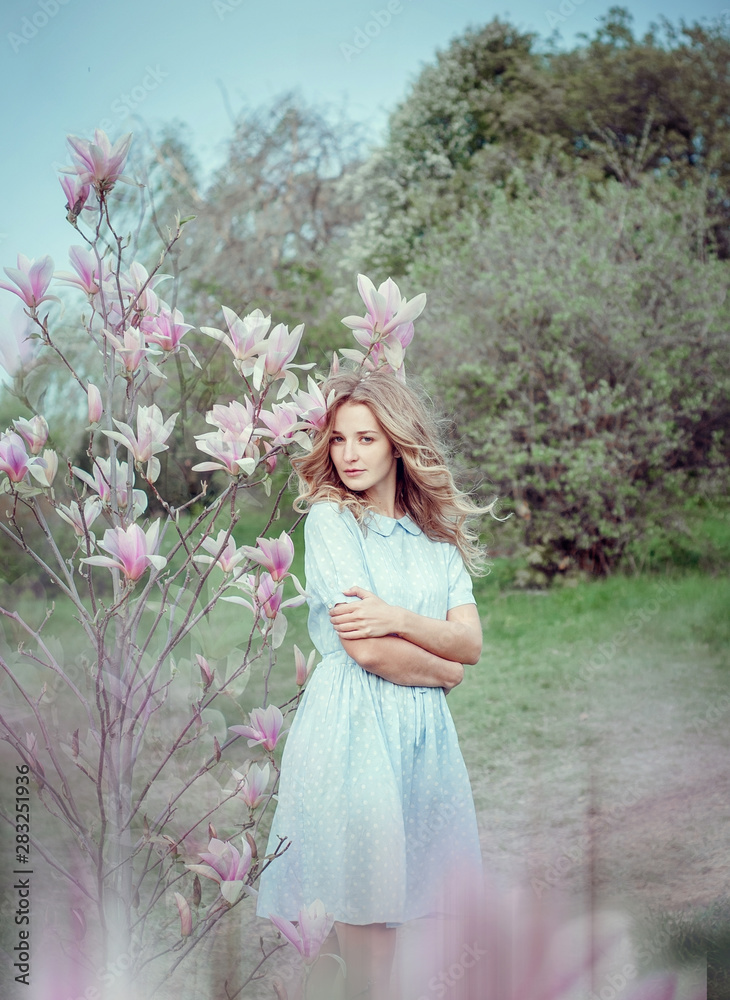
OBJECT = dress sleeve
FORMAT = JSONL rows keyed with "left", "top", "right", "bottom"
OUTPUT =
{"left": 447, "top": 544, "right": 476, "bottom": 610}
{"left": 304, "top": 502, "right": 372, "bottom": 610}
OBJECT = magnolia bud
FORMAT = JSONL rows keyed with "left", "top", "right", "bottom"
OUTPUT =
{"left": 196, "top": 653, "right": 213, "bottom": 689}
{"left": 87, "top": 382, "right": 103, "bottom": 424}
{"left": 174, "top": 892, "right": 193, "bottom": 937}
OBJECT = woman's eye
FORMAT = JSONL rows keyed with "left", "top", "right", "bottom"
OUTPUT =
{"left": 361, "top": 436, "right": 373, "bottom": 443}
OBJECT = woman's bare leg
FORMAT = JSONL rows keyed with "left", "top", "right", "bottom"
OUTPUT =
{"left": 334, "top": 922, "right": 396, "bottom": 1000}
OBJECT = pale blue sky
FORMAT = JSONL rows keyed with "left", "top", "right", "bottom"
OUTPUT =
{"left": 0, "top": 0, "right": 726, "bottom": 326}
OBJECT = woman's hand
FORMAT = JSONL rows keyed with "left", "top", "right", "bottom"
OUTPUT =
{"left": 442, "top": 662, "right": 465, "bottom": 694}
{"left": 328, "top": 587, "right": 403, "bottom": 639}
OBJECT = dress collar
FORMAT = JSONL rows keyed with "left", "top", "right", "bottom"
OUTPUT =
{"left": 365, "top": 511, "right": 422, "bottom": 536}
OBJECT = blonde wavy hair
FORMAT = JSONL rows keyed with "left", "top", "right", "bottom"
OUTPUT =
{"left": 292, "top": 368, "right": 497, "bottom": 575}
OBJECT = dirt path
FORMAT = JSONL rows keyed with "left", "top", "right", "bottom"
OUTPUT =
{"left": 466, "top": 646, "right": 730, "bottom": 977}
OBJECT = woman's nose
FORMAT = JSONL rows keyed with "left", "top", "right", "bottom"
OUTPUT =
{"left": 343, "top": 439, "right": 358, "bottom": 462}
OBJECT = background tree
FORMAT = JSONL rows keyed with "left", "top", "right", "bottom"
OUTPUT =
{"left": 340, "top": 7, "right": 730, "bottom": 275}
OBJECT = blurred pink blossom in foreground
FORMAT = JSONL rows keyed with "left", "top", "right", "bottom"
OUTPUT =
{"left": 391, "top": 866, "right": 706, "bottom": 1000}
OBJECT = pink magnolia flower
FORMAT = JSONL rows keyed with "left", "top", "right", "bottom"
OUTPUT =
{"left": 65, "top": 130, "right": 133, "bottom": 196}
{"left": 144, "top": 306, "right": 197, "bottom": 365}
{"left": 81, "top": 520, "right": 166, "bottom": 581}
{"left": 13, "top": 415, "right": 48, "bottom": 454}
{"left": 231, "top": 762, "right": 271, "bottom": 809}
{"left": 341, "top": 274, "right": 426, "bottom": 374}
{"left": 199, "top": 306, "right": 271, "bottom": 373}
{"left": 229, "top": 704, "right": 284, "bottom": 751}
{"left": 260, "top": 322, "right": 306, "bottom": 376}
{"left": 343, "top": 273, "right": 426, "bottom": 342}
{"left": 105, "top": 325, "right": 161, "bottom": 375}
{"left": 56, "top": 498, "right": 103, "bottom": 539}
{"left": 87, "top": 383, "right": 103, "bottom": 425}
{"left": 270, "top": 899, "right": 335, "bottom": 966}
{"left": 54, "top": 246, "right": 106, "bottom": 297}
{"left": 0, "top": 306, "right": 42, "bottom": 378}
{"left": 72, "top": 457, "right": 147, "bottom": 516}
{"left": 0, "top": 432, "right": 34, "bottom": 483}
{"left": 256, "top": 573, "right": 285, "bottom": 619}
{"left": 252, "top": 322, "right": 313, "bottom": 396}
{"left": 205, "top": 399, "right": 256, "bottom": 438}
{"left": 101, "top": 403, "right": 177, "bottom": 483}
{"left": 295, "top": 377, "right": 334, "bottom": 431}
{"left": 60, "top": 174, "right": 91, "bottom": 220}
{"left": 185, "top": 836, "right": 253, "bottom": 905}
{"left": 116, "top": 262, "right": 170, "bottom": 334}
{"left": 221, "top": 570, "right": 305, "bottom": 631}
{"left": 258, "top": 401, "right": 306, "bottom": 446}
{"left": 192, "top": 432, "right": 257, "bottom": 478}
{"left": 240, "top": 531, "right": 294, "bottom": 582}
{"left": 259, "top": 572, "right": 306, "bottom": 620}
{"left": 173, "top": 892, "right": 192, "bottom": 937}
{"left": 194, "top": 529, "right": 246, "bottom": 576}
{"left": 27, "top": 448, "right": 58, "bottom": 488}
{"left": 0, "top": 253, "right": 59, "bottom": 311}
{"left": 294, "top": 644, "right": 316, "bottom": 686}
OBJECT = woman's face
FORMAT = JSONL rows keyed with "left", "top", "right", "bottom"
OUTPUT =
{"left": 329, "top": 401, "right": 398, "bottom": 505}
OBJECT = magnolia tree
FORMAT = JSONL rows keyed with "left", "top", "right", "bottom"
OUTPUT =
{"left": 0, "top": 129, "right": 426, "bottom": 1000}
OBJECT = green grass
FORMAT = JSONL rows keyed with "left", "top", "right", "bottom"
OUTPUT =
{"left": 442, "top": 566, "right": 730, "bottom": 813}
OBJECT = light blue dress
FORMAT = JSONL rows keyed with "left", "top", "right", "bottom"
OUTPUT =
{"left": 256, "top": 501, "right": 483, "bottom": 926}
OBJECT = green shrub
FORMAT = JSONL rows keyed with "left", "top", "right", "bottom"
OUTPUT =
{"left": 410, "top": 172, "right": 730, "bottom": 575}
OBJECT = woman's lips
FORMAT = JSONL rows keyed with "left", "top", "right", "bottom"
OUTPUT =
{"left": 344, "top": 469, "right": 365, "bottom": 476}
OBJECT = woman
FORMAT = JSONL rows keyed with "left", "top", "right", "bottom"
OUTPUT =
{"left": 256, "top": 368, "right": 488, "bottom": 999}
